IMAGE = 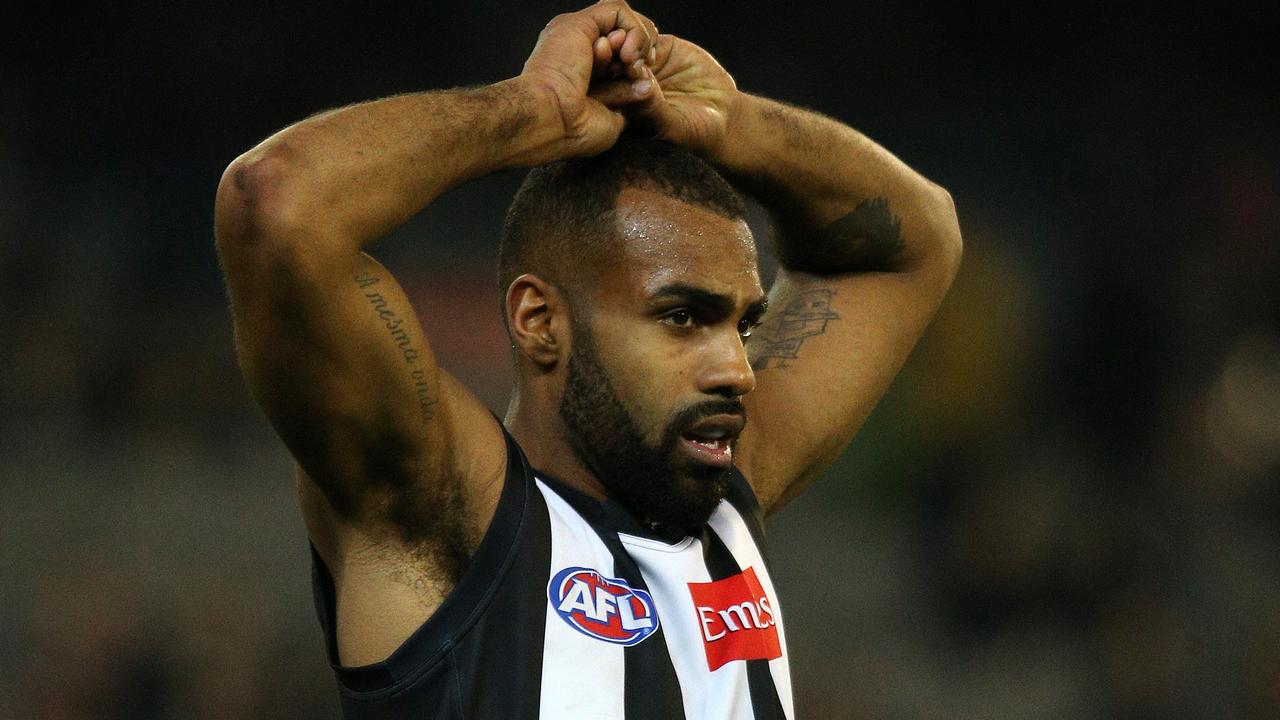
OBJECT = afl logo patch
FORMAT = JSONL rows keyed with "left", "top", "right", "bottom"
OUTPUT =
{"left": 548, "top": 567, "right": 660, "bottom": 646}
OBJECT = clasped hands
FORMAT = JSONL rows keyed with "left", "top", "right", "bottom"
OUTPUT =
{"left": 523, "top": 0, "right": 740, "bottom": 159}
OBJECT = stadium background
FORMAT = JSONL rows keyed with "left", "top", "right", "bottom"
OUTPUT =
{"left": 2, "top": 1, "right": 1277, "bottom": 717}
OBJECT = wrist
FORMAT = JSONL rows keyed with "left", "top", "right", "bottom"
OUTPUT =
{"left": 477, "top": 76, "right": 574, "bottom": 170}
{"left": 708, "top": 91, "right": 762, "bottom": 174}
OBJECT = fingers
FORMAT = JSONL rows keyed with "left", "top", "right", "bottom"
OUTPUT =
{"left": 592, "top": 11, "right": 658, "bottom": 82}
{"left": 592, "top": 35, "right": 615, "bottom": 79}
{"left": 589, "top": 63, "right": 670, "bottom": 143}
{"left": 620, "top": 26, "right": 648, "bottom": 68}
{"left": 593, "top": 35, "right": 612, "bottom": 64}
{"left": 533, "top": 2, "right": 658, "bottom": 95}
{"left": 588, "top": 76, "right": 653, "bottom": 107}
{"left": 601, "top": 107, "right": 627, "bottom": 143}
{"left": 619, "top": 14, "right": 658, "bottom": 68}
{"left": 642, "top": 18, "right": 660, "bottom": 65}
{"left": 595, "top": 29, "right": 627, "bottom": 79}
{"left": 582, "top": 1, "right": 656, "bottom": 69}
{"left": 619, "top": 67, "right": 683, "bottom": 140}
{"left": 608, "top": 28, "right": 625, "bottom": 52}
{"left": 650, "top": 33, "right": 675, "bottom": 74}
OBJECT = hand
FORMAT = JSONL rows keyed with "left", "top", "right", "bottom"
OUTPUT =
{"left": 591, "top": 34, "right": 740, "bottom": 158}
{"left": 520, "top": 1, "right": 659, "bottom": 158}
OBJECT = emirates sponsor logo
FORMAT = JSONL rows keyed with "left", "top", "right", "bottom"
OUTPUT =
{"left": 687, "top": 566, "right": 781, "bottom": 671}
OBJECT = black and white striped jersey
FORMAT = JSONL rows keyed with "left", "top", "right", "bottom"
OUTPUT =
{"left": 311, "top": 426, "right": 794, "bottom": 719}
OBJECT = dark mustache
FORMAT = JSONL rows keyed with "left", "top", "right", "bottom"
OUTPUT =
{"left": 669, "top": 398, "right": 747, "bottom": 433}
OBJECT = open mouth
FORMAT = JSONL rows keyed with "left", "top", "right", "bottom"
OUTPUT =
{"left": 679, "top": 435, "right": 733, "bottom": 467}
{"left": 685, "top": 430, "right": 731, "bottom": 451}
{"left": 678, "top": 414, "right": 745, "bottom": 468}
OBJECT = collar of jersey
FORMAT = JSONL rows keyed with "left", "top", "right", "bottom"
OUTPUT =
{"left": 532, "top": 470, "right": 700, "bottom": 545}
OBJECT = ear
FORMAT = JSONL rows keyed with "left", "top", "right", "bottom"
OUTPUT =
{"left": 506, "top": 273, "right": 568, "bottom": 368}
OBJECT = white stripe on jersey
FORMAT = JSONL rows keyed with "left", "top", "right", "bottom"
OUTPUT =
{"left": 537, "top": 478, "right": 793, "bottom": 720}
{"left": 537, "top": 480, "right": 627, "bottom": 719}
{"left": 620, "top": 500, "right": 773, "bottom": 720}
{"left": 708, "top": 507, "right": 795, "bottom": 720}
{"left": 620, "top": 529, "right": 750, "bottom": 719}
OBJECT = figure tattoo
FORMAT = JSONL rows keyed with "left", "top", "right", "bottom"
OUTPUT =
{"left": 749, "top": 288, "right": 840, "bottom": 370}
{"left": 824, "top": 197, "right": 904, "bottom": 269}
{"left": 778, "top": 197, "right": 905, "bottom": 273}
{"left": 355, "top": 272, "right": 438, "bottom": 423}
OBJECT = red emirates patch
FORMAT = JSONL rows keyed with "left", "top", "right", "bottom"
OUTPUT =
{"left": 687, "top": 567, "right": 781, "bottom": 671}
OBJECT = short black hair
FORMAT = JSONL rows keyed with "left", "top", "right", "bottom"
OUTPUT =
{"left": 497, "top": 137, "right": 749, "bottom": 312}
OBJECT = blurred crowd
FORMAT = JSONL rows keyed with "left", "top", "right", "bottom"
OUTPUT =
{"left": 2, "top": 1, "right": 1276, "bottom": 717}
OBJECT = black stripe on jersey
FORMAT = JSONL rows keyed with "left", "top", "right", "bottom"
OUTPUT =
{"left": 701, "top": 527, "right": 787, "bottom": 720}
{"left": 311, "top": 545, "right": 396, "bottom": 690}
{"left": 452, "top": 428, "right": 550, "bottom": 718}
{"left": 535, "top": 475, "right": 688, "bottom": 720}
{"left": 723, "top": 467, "right": 769, "bottom": 553}
{"left": 603, "top": 533, "right": 688, "bottom": 720}
{"left": 313, "top": 422, "right": 546, "bottom": 719}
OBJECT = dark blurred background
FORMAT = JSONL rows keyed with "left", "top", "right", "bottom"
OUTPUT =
{"left": 3, "top": 0, "right": 1278, "bottom": 717}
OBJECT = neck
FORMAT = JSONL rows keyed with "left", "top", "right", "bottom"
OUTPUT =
{"left": 504, "top": 383, "right": 610, "bottom": 501}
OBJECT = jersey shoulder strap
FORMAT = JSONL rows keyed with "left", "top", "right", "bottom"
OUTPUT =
{"left": 723, "top": 465, "right": 768, "bottom": 547}
{"left": 309, "top": 421, "right": 538, "bottom": 692}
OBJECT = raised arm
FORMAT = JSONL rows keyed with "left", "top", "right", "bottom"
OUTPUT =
{"left": 625, "top": 36, "right": 963, "bottom": 513}
{"left": 215, "top": 82, "right": 557, "bottom": 534}
{"left": 725, "top": 94, "right": 962, "bottom": 513}
{"left": 214, "top": 0, "right": 658, "bottom": 625}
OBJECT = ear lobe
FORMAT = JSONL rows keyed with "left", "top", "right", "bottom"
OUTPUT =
{"left": 506, "top": 274, "right": 563, "bottom": 367}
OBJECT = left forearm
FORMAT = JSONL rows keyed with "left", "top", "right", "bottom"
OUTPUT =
{"left": 710, "top": 93, "right": 960, "bottom": 275}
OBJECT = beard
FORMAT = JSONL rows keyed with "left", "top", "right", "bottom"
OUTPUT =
{"left": 558, "top": 319, "right": 741, "bottom": 536}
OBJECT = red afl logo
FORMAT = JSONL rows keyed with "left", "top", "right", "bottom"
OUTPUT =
{"left": 548, "top": 567, "right": 660, "bottom": 646}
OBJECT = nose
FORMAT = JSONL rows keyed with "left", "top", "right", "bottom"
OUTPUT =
{"left": 697, "top": 328, "right": 756, "bottom": 397}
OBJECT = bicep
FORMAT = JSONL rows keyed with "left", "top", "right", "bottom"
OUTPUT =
{"left": 736, "top": 262, "right": 956, "bottom": 513}
{"left": 223, "top": 242, "right": 499, "bottom": 521}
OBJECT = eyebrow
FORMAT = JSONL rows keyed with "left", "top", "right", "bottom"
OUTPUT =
{"left": 648, "top": 282, "right": 769, "bottom": 319}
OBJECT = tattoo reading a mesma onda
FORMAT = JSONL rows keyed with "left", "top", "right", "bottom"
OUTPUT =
{"left": 354, "top": 271, "right": 438, "bottom": 423}
{"left": 749, "top": 288, "right": 840, "bottom": 371}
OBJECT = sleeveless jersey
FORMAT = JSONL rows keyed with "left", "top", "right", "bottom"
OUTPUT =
{"left": 311, "top": 427, "right": 794, "bottom": 719}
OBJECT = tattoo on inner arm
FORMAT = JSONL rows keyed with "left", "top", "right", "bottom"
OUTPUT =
{"left": 780, "top": 197, "right": 905, "bottom": 273}
{"left": 355, "top": 272, "right": 438, "bottom": 423}
{"left": 749, "top": 288, "right": 840, "bottom": 371}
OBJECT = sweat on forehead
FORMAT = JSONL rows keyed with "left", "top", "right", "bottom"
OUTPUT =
{"left": 612, "top": 186, "right": 758, "bottom": 271}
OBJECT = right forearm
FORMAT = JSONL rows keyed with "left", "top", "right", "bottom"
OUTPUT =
{"left": 218, "top": 77, "right": 563, "bottom": 252}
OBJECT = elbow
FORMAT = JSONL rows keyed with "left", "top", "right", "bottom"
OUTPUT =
{"left": 926, "top": 183, "right": 964, "bottom": 276}
{"left": 213, "top": 145, "right": 314, "bottom": 261}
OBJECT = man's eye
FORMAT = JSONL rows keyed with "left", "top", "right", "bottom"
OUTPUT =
{"left": 738, "top": 318, "right": 760, "bottom": 338}
{"left": 666, "top": 310, "right": 693, "bottom": 327}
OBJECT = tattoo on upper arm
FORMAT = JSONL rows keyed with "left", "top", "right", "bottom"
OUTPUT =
{"left": 355, "top": 272, "right": 438, "bottom": 423}
{"left": 778, "top": 197, "right": 906, "bottom": 273}
{"left": 749, "top": 288, "right": 840, "bottom": 371}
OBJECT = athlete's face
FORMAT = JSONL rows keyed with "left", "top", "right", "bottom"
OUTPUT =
{"left": 558, "top": 187, "right": 766, "bottom": 535}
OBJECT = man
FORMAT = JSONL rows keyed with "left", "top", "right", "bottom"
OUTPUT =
{"left": 214, "top": 1, "right": 961, "bottom": 717}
